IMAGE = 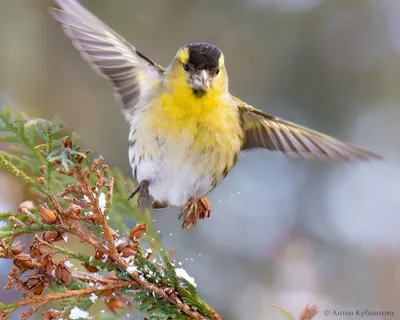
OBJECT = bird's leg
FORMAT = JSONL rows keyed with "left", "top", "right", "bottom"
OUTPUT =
{"left": 180, "top": 197, "right": 211, "bottom": 230}
{"left": 180, "top": 199, "right": 197, "bottom": 230}
{"left": 127, "top": 180, "right": 153, "bottom": 211}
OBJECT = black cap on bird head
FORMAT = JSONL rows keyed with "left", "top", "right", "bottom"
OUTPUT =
{"left": 186, "top": 43, "right": 222, "bottom": 71}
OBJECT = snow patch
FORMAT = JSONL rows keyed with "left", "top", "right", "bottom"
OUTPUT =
{"left": 64, "top": 260, "right": 74, "bottom": 268}
{"left": 175, "top": 268, "right": 197, "bottom": 287}
{"left": 127, "top": 265, "right": 138, "bottom": 273}
{"left": 89, "top": 293, "right": 98, "bottom": 303}
{"left": 69, "top": 306, "right": 91, "bottom": 319}
{"left": 98, "top": 193, "right": 106, "bottom": 212}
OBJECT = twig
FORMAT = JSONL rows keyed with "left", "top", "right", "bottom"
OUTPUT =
{"left": 75, "top": 166, "right": 125, "bottom": 267}
{"left": 20, "top": 301, "right": 48, "bottom": 320}
{"left": 71, "top": 272, "right": 127, "bottom": 285}
{"left": 13, "top": 282, "right": 137, "bottom": 308}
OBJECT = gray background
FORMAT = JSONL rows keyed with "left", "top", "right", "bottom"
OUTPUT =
{"left": 0, "top": 0, "right": 399, "bottom": 319}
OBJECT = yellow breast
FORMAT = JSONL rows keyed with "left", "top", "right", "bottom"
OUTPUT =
{"left": 148, "top": 83, "right": 242, "bottom": 148}
{"left": 140, "top": 83, "right": 243, "bottom": 178}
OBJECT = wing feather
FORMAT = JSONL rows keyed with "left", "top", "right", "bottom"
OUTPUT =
{"left": 234, "top": 97, "right": 381, "bottom": 161}
{"left": 49, "top": 0, "right": 164, "bottom": 121}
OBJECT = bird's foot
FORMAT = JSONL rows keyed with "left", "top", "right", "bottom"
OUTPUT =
{"left": 179, "top": 197, "right": 211, "bottom": 230}
{"left": 127, "top": 180, "right": 153, "bottom": 211}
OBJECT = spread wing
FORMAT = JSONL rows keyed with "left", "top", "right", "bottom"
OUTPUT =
{"left": 234, "top": 97, "right": 381, "bottom": 161}
{"left": 50, "top": 0, "right": 164, "bottom": 121}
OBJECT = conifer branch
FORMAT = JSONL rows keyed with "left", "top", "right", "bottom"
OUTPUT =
{"left": 0, "top": 108, "right": 220, "bottom": 320}
{"left": 0, "top": 108, "right": 318, "bottom": 320}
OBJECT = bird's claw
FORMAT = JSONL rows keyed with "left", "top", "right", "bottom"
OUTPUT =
{"left": 128, "top": 180, "right": 153, "bottom": 211}
{"left": 180, "top": 197, "right": 211, "bottom": 230}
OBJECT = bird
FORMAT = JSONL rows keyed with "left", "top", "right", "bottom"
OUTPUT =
{"left": 50, "top": 0, "right": 381, "bottom": 229}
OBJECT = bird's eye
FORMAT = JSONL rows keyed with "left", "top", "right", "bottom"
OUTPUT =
{"left": 216, "top": 69, "right": 220, "bottom": 75}
{"left": 183, "top": 64, "right": 190, "bottom": 72}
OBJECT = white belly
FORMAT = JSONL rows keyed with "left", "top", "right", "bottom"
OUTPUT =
{"left": 132, "top": 152, "right": 214, "bottom": 207}
{"left": 128, "top": 125, "right": 214, "bottom": 207}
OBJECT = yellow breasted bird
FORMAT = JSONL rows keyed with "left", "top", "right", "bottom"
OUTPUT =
{"left": 50, "top": 0, "right": 381, "bottom": 229}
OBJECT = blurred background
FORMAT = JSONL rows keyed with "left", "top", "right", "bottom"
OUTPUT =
{"left": 0, "top": 0, "right": 399, "bottom": 319}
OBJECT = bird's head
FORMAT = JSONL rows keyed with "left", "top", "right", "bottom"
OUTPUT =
{"left": 167, "top": 43, "right": 228, "bottom": 98}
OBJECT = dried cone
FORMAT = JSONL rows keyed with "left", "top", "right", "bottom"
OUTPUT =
{"left": 120, "top": 247, "right": 136, "bottom": 258}
{"left": 24, "top": 275, "right": 45, "bottom": 295}
{"left": 42, "top": 310, "right": 60, "bottom": 320}
{"left": 30, "top": 241, "right": 47, "bottom": 257}
{"left": 94, "top": 248, "right": 104, "bottom": 261}
{"left": 40, "top": 254, "right": 55, "bottom": 277}
{"left": 115, "top": 237, "right": 137, "bottom": 258}
{"left": 42, "top": 231, "right": 64, "bottom": 243}
{"left": 129, "top": 223, "right": 147, "bottom": 240}
{"left": 82, "top": 262, "right": 98, "bottom": 273}
{"left": 55, "top": 263, "right": 72, "bottom": 285}
{"left": 115, "top": 238, "right": 129, "bottom": 251}
{"left": 11, "top": 242, "right": 25, "bottom": 255}
{"left": 39, "top": 204, "right": 57, "bottom": 224}
{"left": 13, "top": 253, "right": 37, "bottom": 271}
{"left": 68, "top": 203, "right": 82, "bottom": 219}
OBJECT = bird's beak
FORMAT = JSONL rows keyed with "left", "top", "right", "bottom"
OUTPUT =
{"left": 200, "top": 70, "right": 211, "bottom": 90}
{"left": 190, "top": 70, "right": 211, "bottom": 95}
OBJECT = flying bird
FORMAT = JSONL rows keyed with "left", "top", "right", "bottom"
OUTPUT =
{"left": 50, "top": 0, "right": 381, "bottom": 229}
